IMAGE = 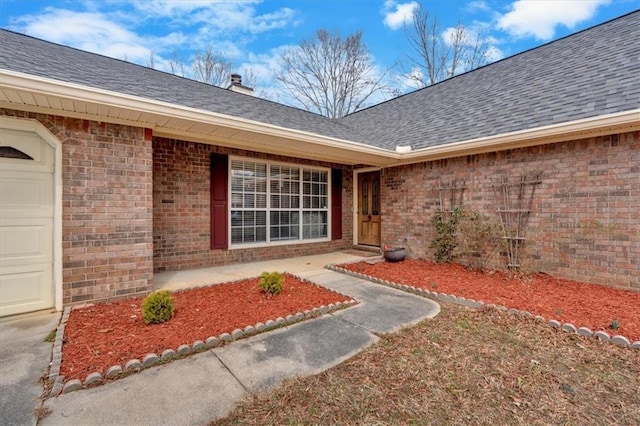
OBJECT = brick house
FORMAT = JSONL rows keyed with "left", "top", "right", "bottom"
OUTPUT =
{"left": 0, "top": 12, "right": 638, "bottom": 316}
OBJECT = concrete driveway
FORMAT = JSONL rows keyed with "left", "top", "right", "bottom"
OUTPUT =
{"left": 0, "top": 310, "right": 60, "bottom": 426}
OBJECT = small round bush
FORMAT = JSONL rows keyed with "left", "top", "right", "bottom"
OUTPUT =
{"left": 259, "top": 272, "right": 284, "bottom": 295}
{"left": 142, "top": 290, "right": 175, "bottom": 324}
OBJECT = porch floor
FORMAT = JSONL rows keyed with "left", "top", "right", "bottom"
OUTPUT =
{"left": 153, "top": 251, "right": 377, "bottom": 291}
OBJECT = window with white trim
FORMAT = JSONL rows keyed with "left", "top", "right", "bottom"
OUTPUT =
{"left": 230, "top": 158, "right": 329, "bottom": 245}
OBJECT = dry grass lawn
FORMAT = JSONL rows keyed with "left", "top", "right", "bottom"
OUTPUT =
{"left": 214, "top": 303, "right": 640, "bottom": 425}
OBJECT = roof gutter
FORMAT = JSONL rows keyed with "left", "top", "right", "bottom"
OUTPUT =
{"left": 389, "top": 109, "right": 640, "bottom": 166}
{"left": 2, "top": 70, "right": 638, "bottom": 168}
{"left": 0, "top": 69, "right": 393, "bottom": 160}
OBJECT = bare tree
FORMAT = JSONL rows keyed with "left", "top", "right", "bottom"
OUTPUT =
{"left": 192, "top": 46, "right": 234, "bottom": 87}
{"left": 404, "top": 3, "right": 490, "bottom": 87}
{"left": 275, "top": 29, "right": 392, "bottom": 118}
{"left": 146, "top": 49, "right": 156, "bottom": 69}
{"left": 168, "top": 50, "right": 187, "bottom": 77}
{"left": 236, "top": 67, "right": 258, "bottom": 90}
{"left": 167, "top": 48, "right": 255, "bottom": 91}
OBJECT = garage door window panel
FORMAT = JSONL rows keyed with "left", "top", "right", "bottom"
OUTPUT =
{"left": 0, "top": 146, "right": 35, "bottom": 160}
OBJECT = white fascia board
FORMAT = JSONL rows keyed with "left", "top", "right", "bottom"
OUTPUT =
{"left": 0, "top": 69, "right": 393, "bottom": 157}
{"left": 2, "top": 70, "right": 638, "bottom": 168}
{"left": 390, "top": 109, "right": 640, "bottom": 166}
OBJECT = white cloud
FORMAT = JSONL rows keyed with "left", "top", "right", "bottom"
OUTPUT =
{"left": 485, "top": 45, "right": 504, "bottom": 62}
{"left": 442, "top": 26, "right": 468, "bottom": 47}
{"left": 243, "top": 47, "right": 290, "bottom": 80}
{"left": 440, "top": 26, "right": 504, "bottom": 65}
{"left": 130, "top": 0, "right": 233, "bottom": 17}
{"left": 497, "top": 0, "right": 611, "bottom": 40}
{"left": 238, "top": 45, "right": 297, "bottom": 101}
{"left": 131, "top": 0, "right": 296, "bottom": 35}
{"left": 248, "top": 8, "right": 297, "bottom": 34}
{"left": 8, "top": 1, "right": 299, "bottom": 83}
{"left": 155, "top": 32, "right": 189, "bottom": 48}
{"left": 465, "top": 0, "right": 491, "bottom": 13}
{"left": 382, "top": 0, "right": 418, "bottom": 30}
{"left": 16, "top": 8, "right": 130, "bottom": 43}
{"left": 14, "top": 8, "right": 153, "bottom": 63}
{"left": 396, "top": 67, "right": 425, "bottom": 92}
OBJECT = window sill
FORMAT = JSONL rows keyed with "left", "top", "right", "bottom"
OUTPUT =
{"left": 228, "top": 237, "right": 331, "bottom": 250}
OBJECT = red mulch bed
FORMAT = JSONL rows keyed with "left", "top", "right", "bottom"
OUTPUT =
{"left": 342, "top": 259, "right": 640, "bottom": 342}
{"left": 62, "top": 274, "right": 351, "bottom": 381}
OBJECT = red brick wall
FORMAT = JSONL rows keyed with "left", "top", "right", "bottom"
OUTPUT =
{"left": 381, "top": 131, "right": 639, "bottom": 290}
{"left": 4, "top": 107, "right": 634, "bottom": 305}
{"left": 1, "top": 109, "right": 154, "bottom": 305}
{"left": 153, "top": 138, "right": 353, "bottom": 272}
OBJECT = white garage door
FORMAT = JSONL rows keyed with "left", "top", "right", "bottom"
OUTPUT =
{"left": 0, "top": 128, "right": 54, "bottom": 316}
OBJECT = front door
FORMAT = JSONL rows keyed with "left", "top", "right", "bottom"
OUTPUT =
{"left": 357, "top": 171, "right": 381, "bottom": 246}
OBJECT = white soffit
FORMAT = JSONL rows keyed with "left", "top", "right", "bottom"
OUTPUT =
{"left": 2, "top": 69, "right": 639, "bottom": 168}
{"left": 0, "top": 70, "right": 393, "bottom": 166}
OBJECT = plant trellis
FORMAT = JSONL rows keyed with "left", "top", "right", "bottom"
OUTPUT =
{"left": 491, "top": 174, "right": 541, "bottom": 268}
{"left": 437, "top": 179, "right": 465, "bottom": 218}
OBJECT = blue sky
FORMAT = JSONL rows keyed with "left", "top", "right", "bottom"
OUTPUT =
{"left": 1, "top": 0, "right": 638, "bottom": 101}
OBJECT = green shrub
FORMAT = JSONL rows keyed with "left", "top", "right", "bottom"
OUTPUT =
{"left": 142, "top": 290, "right": 175, "bottom": 324}
{"left": 430, "top": 207, "right": 463, "bottom": 263}
{"left": 259, "top": 272, "right": 284, "bottom": 295}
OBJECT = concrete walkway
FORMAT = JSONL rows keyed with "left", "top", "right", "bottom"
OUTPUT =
{"left": 40, "top": 266, "right": 440, "bottom": 425}
{"left": 0, "top": 310, "right": 60, "bottom": 426}
{"left": 153, "top": 251, "right": 372, "bottom": 291}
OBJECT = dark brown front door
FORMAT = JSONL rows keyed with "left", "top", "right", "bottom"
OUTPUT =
{"left": 358, "top": 171, "right": 381, "bottom": 246}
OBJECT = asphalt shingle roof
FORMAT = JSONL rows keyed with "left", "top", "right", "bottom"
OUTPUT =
{"left": 0, "top": 28, "right": 362, "bottom": 143}
{"left": 341, "top": 10, "right": 640, "bottom": 150}
{"left": 1, "top": 10, "right": 639, "bottom": 151}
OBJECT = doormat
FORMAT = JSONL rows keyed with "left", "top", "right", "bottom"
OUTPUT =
{"left": 342, "top": 249, "right": 380, "bottom": 258}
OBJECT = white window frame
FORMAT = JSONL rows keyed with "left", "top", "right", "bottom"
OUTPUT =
{"left": 228, "top": 156, "right": 331, "bottom": 249}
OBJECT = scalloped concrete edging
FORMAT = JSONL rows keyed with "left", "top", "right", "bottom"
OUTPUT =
{"left": 326, "top": 264, "right": 639, "bottom": 352}
{"left": 48, "top": 275, "right": 357, "bottom": 396}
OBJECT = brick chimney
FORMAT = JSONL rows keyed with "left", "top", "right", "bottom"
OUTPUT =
{"left": 227, "top": 73, "right": 254, "bottom": 96}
